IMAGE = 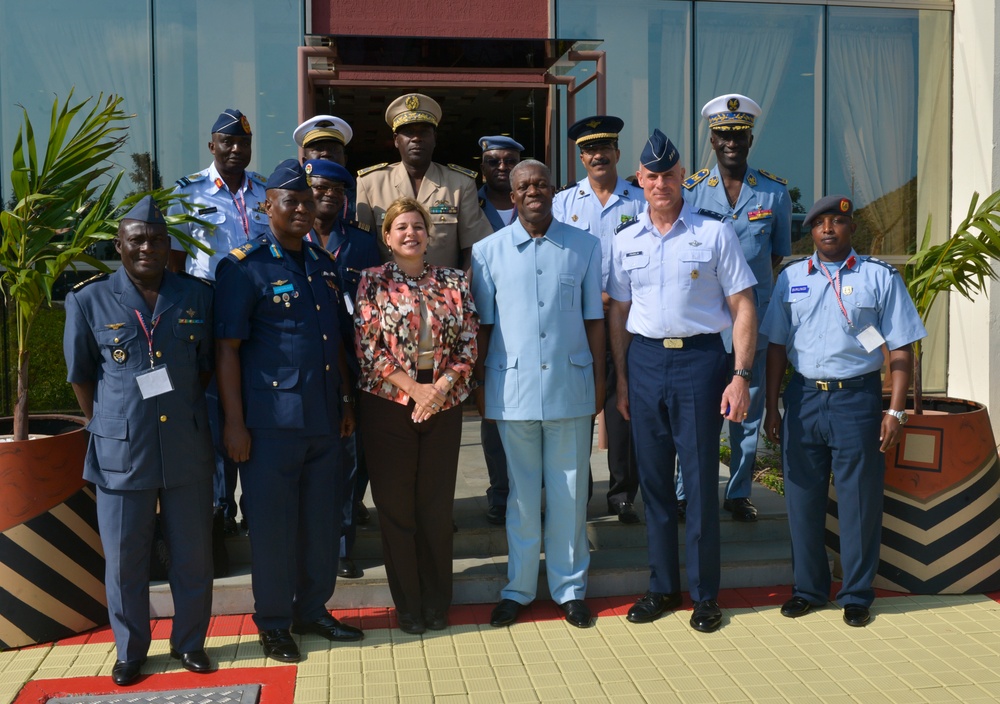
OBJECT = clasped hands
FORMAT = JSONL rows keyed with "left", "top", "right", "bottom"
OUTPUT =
{"left": 411, "top": 379, "right": 449, "bottom": 423}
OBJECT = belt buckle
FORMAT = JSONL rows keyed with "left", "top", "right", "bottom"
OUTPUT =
{"left": 816, "top": 380, "right": 829, "bottom": 391}
{"left": 662, "top": 338, "right": 683, "bottom": 349}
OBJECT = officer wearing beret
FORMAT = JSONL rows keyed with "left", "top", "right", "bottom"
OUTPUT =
{"left": 214, "top": 160, "right": 363, "bottom": 663}
{"left": 475, "top": 135, "right": 524, "bottom": 525}
{"left": 64, "top": 196, "right": 216, "bottom": 685}
{"left": 167, "top": 108, "right": 269, "bottom": 548}
{"left": 303, "top": 158, "right": 380, "bottom": 579}
{"left": 553, "top": 115, "right": 646, "bottom": 525}
{"left": 677, "top": 94, "right": 792, "bottom": 523}
{"left": 608, "top": 130, "right": 757, "bottom": 633}
{"left": 294, "top": 114, "right": 357, "bottom": 220}
{"left": 762, "top": 195, "right": 925, "bottom": 628}
{"left": 356, "top": 93, "right": 492, "bottom": 269}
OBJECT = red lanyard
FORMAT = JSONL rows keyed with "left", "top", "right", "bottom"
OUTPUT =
{"left": 217, "top": 176, "right": 250, "bottom": 238}
{"left": 817, "top": 261, "right": 853, "bottom": 328}
{"left": 134, "top": 309, "right": 160, "bottom": 368}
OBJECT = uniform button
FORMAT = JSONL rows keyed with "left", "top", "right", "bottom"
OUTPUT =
{"left": 326, "top": 364, "right": 331, "bottom": 371}
{"left": 323, "top": 334, "right": 328, "bottom": 341}
{"left": 537, "top": 269, "right": 542, "bottom": 275}
{"left": 540, "top": 332, "right": 546, "bottom": 339}
{"left": 159, "top": 415, "right": 167, "bottom": 422}
{"left": 155, "top": 351, "right": 162, "bottom": 358}
{"left": 541, "top": 364, "right": 549, "bottom": 370}
{"left": 539, "top": 301, "right": 544, "bottom": 307}
{"left": 316, "top": 304, "right": 321, "bottom": 311}
{"left": 272, "top": 381, "right": 278, "bottom": 387}
{"left": 308, "top": 276, "right": 313, "bottom": 282}
{"left": 113, "top": 337, "right": 119, "bottom": 343}
{"left": 189, "top": 334, "right": 195, "bottom": 340}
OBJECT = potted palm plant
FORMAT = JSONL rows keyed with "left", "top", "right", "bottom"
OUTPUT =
{"left": 0, "top": 92, "right": 209, "bottom": 649}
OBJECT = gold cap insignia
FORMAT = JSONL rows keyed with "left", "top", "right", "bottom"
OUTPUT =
{"left": 405, "top": 95, "right": 420, "bottom": 111}
{"left": 727, "top": 98, "right": 740, "bottom": 111}
{"left": 240, "top": 115, "right": 252, "bottom": 135}
{"left": 840, "top": 199, "right": 851, "bottom": 212}
{"left": 587, "top": 120, "right": 601, "bottom": 128}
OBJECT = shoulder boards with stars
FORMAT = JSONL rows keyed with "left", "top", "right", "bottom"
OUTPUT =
{"left": 174, "top": 172, "right": 207, "bottom": 188}
{"left": 779, "top": 256, "right": 811, "bottom": 274}
{"left": 697, "top": 208, "right": 726, "bottom": 221}
{"left": 177, "top": 271, "right": 213, "bottom": 287}
{"left": 757, "top": 168, "right": 788, "bottom": 185}
{"left": 864, "top": 256, "right": 900, "bottom": 274}
{"left": 357, "top": 163, "right": 389, "bottom": 178}
{"left": 615, "top": 217, "right": 638, "bottom": 234}
{"left": 248, "top": 171, "right": 267, "bottom": 187}
{"left": 447, "top": 163, "right": 478, "bottom": 179}
{"left": 683, "top": 169, "right": 710, "bottom": 190}
{"left": 555, "top": 183, "right": 573, "bottom": 194}
{"left": 72, "top": 272, "right": 109, "bottom": 291}
{"left": 227, "top": 238, "right": 265, "bottom": 262}
{"left": 347, "top": 218, "right": 371, "bottom": 233}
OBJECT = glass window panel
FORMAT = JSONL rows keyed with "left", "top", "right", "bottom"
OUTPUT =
{"left": 555, "top": 0, "right": 691, "bottom": 184}
{"left": 153, "top": 0, "right": 303, "bottom": 186}
{"left": 694, "top": 2, "right": 822, "bottom": 231}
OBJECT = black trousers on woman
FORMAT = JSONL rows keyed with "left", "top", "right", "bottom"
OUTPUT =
{"left": 360, "top": 378, "right": 463, "bottom": 619}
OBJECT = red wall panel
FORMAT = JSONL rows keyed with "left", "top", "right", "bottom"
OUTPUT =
{"left": 311, "top": 0, "right": 550, "bottom": 38}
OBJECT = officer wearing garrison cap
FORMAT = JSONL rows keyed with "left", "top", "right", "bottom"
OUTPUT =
{"left": 608, "top": 129, "right": 757, "bottom": 633}
{"left": 676, "top": 94, "right": 792, "bottom": 524}
{"left": 761, "top": 195, "right": 924, "bottom": 628}
{"left": 553, "top": 115, "right": 646, "bottom": 525}
{"left": 64, "top": 196, "right": 217, "bottom": 685}
{"left": 355, "top": 93, "right": 492, "bottom": 269}
{"left": 214, "top": 160, "right": 363, "bottom": 664}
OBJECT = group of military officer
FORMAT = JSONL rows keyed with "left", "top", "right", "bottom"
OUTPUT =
{"left": 64, "top": 87, "right": 927, "bottom": 686}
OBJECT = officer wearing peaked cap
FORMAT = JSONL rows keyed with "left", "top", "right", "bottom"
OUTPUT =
{"left": 553, "top": 115, "right": 646, "bottom": 525}
{"left": 214, "top": 159, "right": 364, "bottom": 663}
{"left": 64, "top": 195, "right": 217, "bottom": 685}
{"left": 295, "top": 114, "right": 357, "bottom": 220}
{"left": 761, "top": 195, "right": 925, "bottom": 628}
{"left": 355, "top": 93, "right": 492, "bottom": 269}
{"left": 608, "top": 129, "right": 757, "bottom": 633}
{"left": 677, "top": 93, "right": 792, "bottom": 524}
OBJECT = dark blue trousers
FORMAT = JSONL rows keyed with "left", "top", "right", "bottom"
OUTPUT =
{"left": 628, "top": 333, "right": 726, "bottom": 601}
{"left": 241, "top": 429, "right": 341, "bottom": 630}
{"left": 782, "top": 372, "right": 884, "bottom": 607}
{"left": 339, "top": 428, "right": 367, "bottom": 559}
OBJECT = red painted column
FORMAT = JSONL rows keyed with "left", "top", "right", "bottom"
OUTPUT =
{"left": 311, "top": 0, "right": 550, "bottom": 37}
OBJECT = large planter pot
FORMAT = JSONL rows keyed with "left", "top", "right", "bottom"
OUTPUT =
{"left": 0, "top": 414, "right": 108, "bottom": 649}
{"left": 826, "top": 398, "right": 1000, "bottom": 594}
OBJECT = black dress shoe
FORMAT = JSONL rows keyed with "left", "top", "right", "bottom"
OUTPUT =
{"left": 111, "top": 658, "right": 144, "bottom": 686}
{"left": 337, "top": 557, "right": 362, "bottom": 579}
{"left": 843, "top": 604, "right": 871, "bottom": 627}
{"left": 690, "top": 599, "right": 723, "bottom": 633}
{"left": 398, "top": 613, "right": 426, "bottom": 634}
{"left": 723, "top": 497, "right": 759, "bottom": 522}
{"left": 486, "top": 505, "right": 506, "bottom": 525}
{"left": 423, "top": 609, "right": 448, "bottom": 631}
{"left": 490, "top": 599, "right": 521, "bottom": 627}
{"left": 627, "top": 591, "right": 682, "bottom": 623}
{"left": 259, "top": 628, "right": 301, "bottom": 662}
{"left": 610, "top": 502, "right": 641, "bottom": 524}
{"left": 169, "top": 648, "right": 215, "bottom": 673}
{"left": 676, "top": 500, "right": 687, "bottom": 522}
{"left": 561, "top": 599, "right": 592, "bottom": 629}
{"left": 355, "top": 502, "right": 370, "bottom": 525}
{"left": 291, "top": 614, "right": 364, "bottom": 642}
{"left": 780, "top": 596, "right": 815, "bottom": 618}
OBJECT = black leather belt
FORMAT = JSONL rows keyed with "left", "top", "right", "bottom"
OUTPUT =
{"left": 633, "top": 333, "right": 720, "bottom": 349}
{"left": 794, "top": 371, "right": 879, "bottom": 391}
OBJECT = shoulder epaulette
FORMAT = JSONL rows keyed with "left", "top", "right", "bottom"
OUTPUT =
{"left": 864, "top": 256, "right": 899, "bottom": 274}
{"left": 447, "top": 163, "right": 478, "bottom": 180}
{"left": 248, "top": 171, "right": 267, "bottom": 187}
{"left": 615, "top": 217, "right": 638, "bottom": 234}
{"left": 757, "top": 168, "right": 787, "bottom": 185}
{"left": 683, "top": 169, "right": 710, "bottom": 190}
{"left": 72, "top": 272, "right": 109, "bottom": 291}
{"left": 177, "top": 271, "right": 213, "bottom": 287}
{"left": 174, "top": 172, "right": 207, "bottom": 188}
{"left": 347, "top": 218, "right": 371, "bottom": 233}
{"left": 356, "top": 162, "right": 389, "bottom": 178}
{"left": 555, "top": 183, "right": 573, "bottom": 194}
{"left": 697, "top": 208, "right": 726, "bottom": 221}
{"left": 228, "top": 238, "right": 264, "bottom": 262}
{"left": 779, "top": 256, "right": 810, "bottom": 274}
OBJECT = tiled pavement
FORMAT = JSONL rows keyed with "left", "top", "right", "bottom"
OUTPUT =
{"left": 5, "top": 589, "right": 1000, "bottom": 703}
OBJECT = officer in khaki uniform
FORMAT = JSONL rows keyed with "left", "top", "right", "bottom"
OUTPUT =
{"left": 355, "top": 93, "right": 492, "bottom": 269}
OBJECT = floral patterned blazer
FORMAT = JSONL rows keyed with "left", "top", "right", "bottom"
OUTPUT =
{"left": 355, "top": 262, "right": 478, "bottom": 408}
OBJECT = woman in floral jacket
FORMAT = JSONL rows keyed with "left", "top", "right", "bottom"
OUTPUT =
{"left": 355, "top": 197, "right": 478, "bottom": 634}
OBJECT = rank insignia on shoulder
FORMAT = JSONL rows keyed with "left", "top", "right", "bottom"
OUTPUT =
{"left": 683, "top": 169, "right": 710, "bottom": 190}
{"left": 72, "top": 272, "right": 109, "bottom": 290}
{"left": 229, "top": 242, "right": 257, "bottom": 261}
{"left": 757, "top": 168, "right": 788, "bottom": 185}
{"left": 697, "top": 208, "right": 726, "bottom": 221}
{"left": 174, "top": 172, "right": 206, "bottom": 188}
{"left": 356, "top": 162, "right": 389, "bottom": 178}
{"left": 615, "top": 217, "right": 638, "bottom": 234}
{"left": 447, "top": 163, "right": 478, "bottom": 179}
{"left": 348, "top": 219, "right": 371, "bottom": 233}
{"left": 707, "top": 176, "right": 719, "bottom": 187}
{"left": 249, "top": 171, "right": 267, "bottom": 187}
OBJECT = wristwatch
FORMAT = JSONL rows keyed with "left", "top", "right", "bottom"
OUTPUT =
{"left": 733, "top": 369, "right": 753, "bottom": 382}
{"left": 886, "top": 409, "right": 909, "bottom": 425}
{"left": 444, "top": 372, "right": 456, "bottom": 386}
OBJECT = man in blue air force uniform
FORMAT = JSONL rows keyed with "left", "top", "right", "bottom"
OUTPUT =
{"left": 678, "top": 94, "right": 792, "bottom": 523}
{"left": 214, "top": 160, "right": 363, "bottom": 664}
{"left": 64, "top": 197, "right": 216, "bottom": 686}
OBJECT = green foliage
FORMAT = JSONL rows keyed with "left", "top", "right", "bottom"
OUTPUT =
{"left": 2, "top": 307, "right": 76, "bottom": 413}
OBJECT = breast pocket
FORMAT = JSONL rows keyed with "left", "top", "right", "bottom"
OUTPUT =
{"left": 485, "top": 355, "right": 518, "bottom": 408}
{"left": 622, "top": 253, "right": 650, "bottom": 291}
{"left": 678, "top": 249, "right": 712, "bottom": 290}
{"left": 173, "top": 320, "right": 208, "bottom": 362}
{"left": 848, "top": 290, "right": 878, "bottom": 330}
{"left": 95, "top": 325, "right": 141, "bottom": 369}
{"left": 745, "top": 218, "right": 772, "bottom": 260}
{"left": 786, "top": 287, "right": 811, "bottom": 326}
{"left": 559, "top": 274, "right": 577, "bottom": 310}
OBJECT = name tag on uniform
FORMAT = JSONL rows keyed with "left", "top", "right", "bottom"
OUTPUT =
{"left": 854, "top": 324, "right": 885, "bottom": 354}
{"left": 344, "top": 292, "right": 355, "bottom": 315}
{"left": 790, "top": 285, "right": 809, "bottom": 294}
{"left": 136, "top": 366, "right": 174, "bottom": 399}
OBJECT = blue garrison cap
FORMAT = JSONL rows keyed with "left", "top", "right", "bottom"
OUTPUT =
{"left": 479, "top": 135, "right": 524, "bottom": 153}
{"left": 804, "top": 195, "right": 854, "bottom": 228}
{"left": 121, "top": 195, "right": 166, "bottom": 225}
{"left": 639, "top": 129, "right": 680, "bottom": 173}
{"left": 568, "top": 115, "right": 624, "bottom": 147}
{"left": 265, "top": 159, "right": 310, "bottom": 191}
{"left": 211, "top": 108, "right": 252, "bottom": 136}
{"left": 304, "top": 159, "right": 355, "bottom": 189}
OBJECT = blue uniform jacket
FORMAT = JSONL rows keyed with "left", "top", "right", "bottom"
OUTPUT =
{"left": 63, "top": 267, "right": 215, "bottom": 491}
{"left": 478, "top": 184, "right": 514, "bottom": 232}
{"left": 214, "top": 232, "right": 346, "bottom": 435}
{"left": 305, "top": 219, "right": 381, "bottom": 305}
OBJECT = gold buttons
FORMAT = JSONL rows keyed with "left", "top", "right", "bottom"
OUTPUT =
{"left": 325, "top": 364, "right": 331, "bottom": 371}
{"left": 315, "top": 304, "right": 321, "bottom": 311}
{"left": 155, "top": 351, "right": 162, "bottom": 358}
{"left": 159, "top": 415, "right": 167, "bottom": 422}
{"left": 113, "top": 337, "right": 119, "bottom": 343}
{"left": 189, "top": 334, "right": 195, "bottom": 340}
{"left": 272, "top": 381, "right": 278, "bottom": 387}
{"left": 308, "top": 276, "right": 313, "bottom": 282}
{"left": 323, "top": 334, "right": 328, "bottom": 341}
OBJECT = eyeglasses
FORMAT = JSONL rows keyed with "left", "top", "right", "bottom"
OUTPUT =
{"left": 312, "top": 185, "right": 345, "bottom": 196}
{"left": 483, "top": 157, "right": 519, "bottom": 168}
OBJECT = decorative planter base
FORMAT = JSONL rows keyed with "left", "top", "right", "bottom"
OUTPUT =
{"left": 826, "top": 398, "right": 1000, "bottom": 594}
{"left": 0, "top": 415, "right": 107, "bottom": 649}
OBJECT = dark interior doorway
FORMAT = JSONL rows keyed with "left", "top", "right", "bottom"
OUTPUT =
{"left": 312, "top": 85, "right": 549, "bottom": 179}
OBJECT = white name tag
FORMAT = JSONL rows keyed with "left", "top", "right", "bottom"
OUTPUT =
{"left": 855, "top": 324, "right": 885, "bottom": 353}
{"left": 136, "top": 366, "right": 174, "bottom": 399}
{"left": 344, "top": 292, "right": 355, "bottom": 316}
